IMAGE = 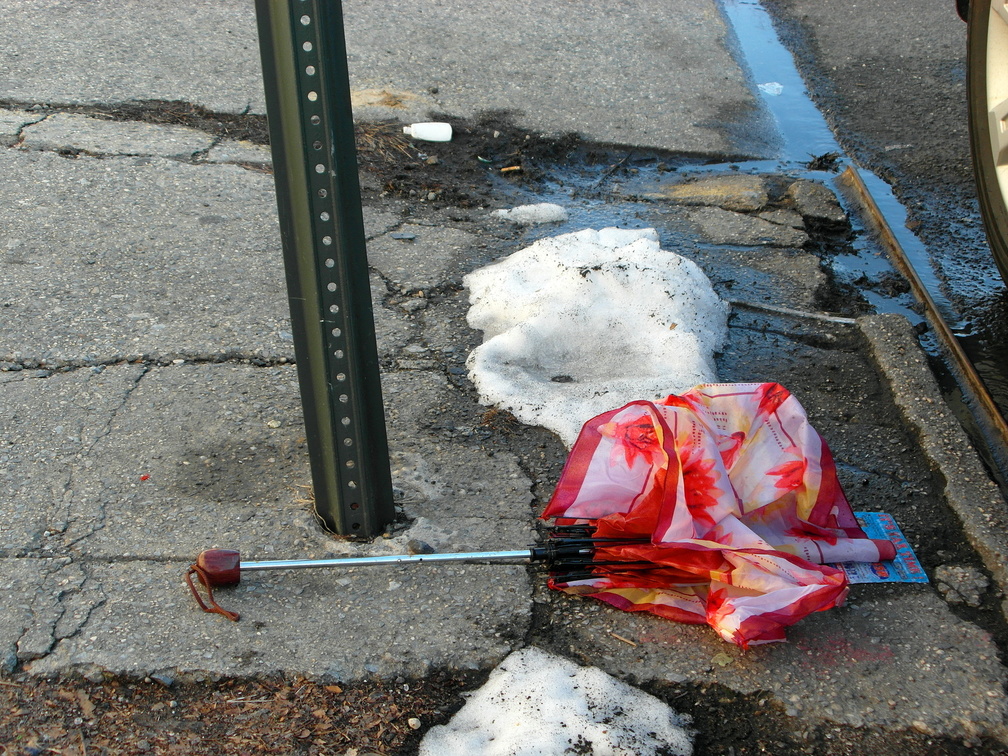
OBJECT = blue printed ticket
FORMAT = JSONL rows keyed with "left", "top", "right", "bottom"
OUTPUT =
{"left": 830, "top": 512, "right": 929, "bottom": 584}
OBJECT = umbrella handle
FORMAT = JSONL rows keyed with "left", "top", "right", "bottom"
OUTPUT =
{"left": 184, "top": 545, "right": 551, "bottom": 621}
{"left": 193, "top": 549, "right": 242, "bottom": 587}
{"left": 185, "top": 549, "right": 242, "bottom": 622}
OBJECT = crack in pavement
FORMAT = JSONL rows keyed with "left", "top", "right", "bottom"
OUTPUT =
{"left": 1, "top": 353, "right": 297, "bottom": 376}
{"left": 0, "top": 98, "right": 269, "bottom": 146}
{"left": 14, "top": 558, "right": 84, "bottom": 662}
{"left": 52, "top": 365, "right": 150, "bottom": 552}
{"left": 11, "top": 560, "right": 108, "bottom": 667}
{"left": 2, "top": 107, "right": 271, "bottom": 172}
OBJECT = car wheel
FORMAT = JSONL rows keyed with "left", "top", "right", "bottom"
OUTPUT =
{"left": 968, "top": 0, "right": 1008, "bottom": 283}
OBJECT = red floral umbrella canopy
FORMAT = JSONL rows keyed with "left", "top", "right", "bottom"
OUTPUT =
{"left": 542, "top": 383, "right": 896, "bottom": 647}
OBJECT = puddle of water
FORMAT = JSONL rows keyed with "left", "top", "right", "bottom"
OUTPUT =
{"left": 719, "top": 0, "right": 840, "bottom": 161}
{"left": 719, "top": 0, "right": 1008, "bottom": 477}
{"left": 718, "top": 0, "right": 961, "bottom": 324}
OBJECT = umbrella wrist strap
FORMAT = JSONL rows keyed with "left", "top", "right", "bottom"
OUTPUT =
{"left": 185, "top": 564, "right": 240, "bottom": 622}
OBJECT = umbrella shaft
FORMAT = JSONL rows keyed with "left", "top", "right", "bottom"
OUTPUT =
{"left": 241, "top": 549, "right": 535, "bottom": 572}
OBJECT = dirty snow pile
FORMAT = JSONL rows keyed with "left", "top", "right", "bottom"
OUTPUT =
{"left": 418, "top": 647, "right": 693, "bottom": 756}
{"left": 465, "top": 227, "right": 728, "bottom": 446}
{"left": 492, "top": 202, "right": 569, "bottom": 225}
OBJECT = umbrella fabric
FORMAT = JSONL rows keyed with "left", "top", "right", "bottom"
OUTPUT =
{"left": 542, "top": 382, "right": 896, "bottom": 647}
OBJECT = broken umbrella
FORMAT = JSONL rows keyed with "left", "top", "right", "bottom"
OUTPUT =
{"left": 187, "top": 383, "right": 896, "bottom": 647}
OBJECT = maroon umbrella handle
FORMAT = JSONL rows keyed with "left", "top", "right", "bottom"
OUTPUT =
{"left": 185, "top": 549, "right": 242, "bottom": 621}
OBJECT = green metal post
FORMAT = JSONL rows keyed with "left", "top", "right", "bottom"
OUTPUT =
{"left": 254, "top": 0, "right": 394, "bottom": 536}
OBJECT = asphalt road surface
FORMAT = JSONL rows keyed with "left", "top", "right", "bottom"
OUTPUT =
{"left": 763, "top": 0, "right": 1008, "bottom": 398}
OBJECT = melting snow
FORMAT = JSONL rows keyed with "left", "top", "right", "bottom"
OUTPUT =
{"left": 492, "top": 202, "right": 570, "bottom": 225}
{"left": 418, "top": 647, "right": 693, "bottom": 756}
{"left": 465, "top": 227, "right": 728, "bottom": 446}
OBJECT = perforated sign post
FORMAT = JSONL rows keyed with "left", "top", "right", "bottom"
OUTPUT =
{"left": 254, "top": 0, "right": 395, "bottom": 537}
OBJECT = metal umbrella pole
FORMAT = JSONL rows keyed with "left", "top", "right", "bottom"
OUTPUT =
{"left": 184, "top": 533, "right": 643, "bottom": 621}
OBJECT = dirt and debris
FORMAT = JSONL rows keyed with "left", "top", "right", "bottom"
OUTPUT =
{"left": 4, "top": 669, "right": 1005, "bottom": 755}
{"left": 643, "top": 681, "right": 1008, "bottom": 756}
{"left": 0, "top": 672, "right": 478, "bottom": 756}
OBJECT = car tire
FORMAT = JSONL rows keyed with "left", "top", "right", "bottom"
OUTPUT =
{"left": 968, "top": 0, "right": 1008, "bottom": 283}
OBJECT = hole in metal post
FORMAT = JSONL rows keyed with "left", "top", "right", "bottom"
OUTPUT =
{"left": 303, "top": 41, "right": 313, "bottom": 51}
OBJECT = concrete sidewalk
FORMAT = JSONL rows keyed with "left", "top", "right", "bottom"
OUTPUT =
{"left": 2, "top": 0, "right": 1008, "bottom": 749}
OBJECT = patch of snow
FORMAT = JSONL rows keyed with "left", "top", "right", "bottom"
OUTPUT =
{"left": 465, "top": 228, "right": 728, "bottom": 446}
{"left": 418, "top": 647, "right": 693, "bottom": 756}
{"left": 492, "top": 203, "right": 569, "bottom": 225}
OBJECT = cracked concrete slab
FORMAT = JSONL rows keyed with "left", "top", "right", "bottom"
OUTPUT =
{"left": 788, "top": 178, "right": 849, "bottom": 226}
{"left": 362, "top": 209, "right": 403, "bottom": 241}
{"left": 537, "top": 584, "right": 1008, "bottom": 742}
{"left": 15, "top": 559, "right": 98, "bottom": 663}
{"left": 0, "top": 365, "right": 146, "bottom": 555}
{"left": 0, "top": 148, "right": 407, "bottom": 366}
{"left": 687, "top": 205, "right": 811, "bottom": 247}
{"left": 0, "top": 149, "right": 286, "bottom": 365}
{"left": 21, "top": 113, "right": 216, "bottom": 158}
{"left": 366, "top": 224, "right": 480, "bottom": 292}
{"left": 384, "top": 371, "right": 534, "bottom": 530}
{"left": 11, "top": 366, "right": 534, "bottom": 681}
{"left": 370, "top": 272, "right": 415, "bottom": 360}
{"left": 0, "top": 558, "right": 50, "bottom": 671}
{"left": 52, "top": 363, "right": 317, "bottom": 561}
{"left": 25, "top": 559, "right": 529, "bottom": 682}
{"left": 1, "top": 557, "right": 104, "bottom": 670}
{"left": 36, "top": 364, "right": 531, "bottom": 562}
